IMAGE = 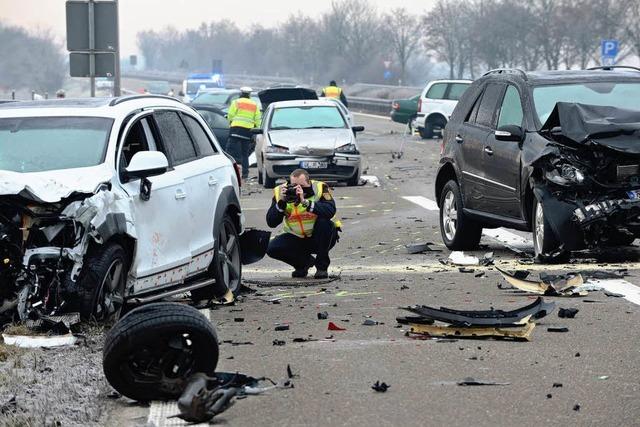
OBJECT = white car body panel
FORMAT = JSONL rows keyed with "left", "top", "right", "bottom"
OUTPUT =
{"left": 413, "top": 79, "right": 472, "bottom": 131}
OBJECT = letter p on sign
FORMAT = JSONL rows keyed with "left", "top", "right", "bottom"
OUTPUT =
{"left": 601, "top": 40, "right": 619, "bottom": 58}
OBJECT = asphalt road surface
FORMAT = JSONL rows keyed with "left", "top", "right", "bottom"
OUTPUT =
{"left": 2, "top": 112, "right": 638, "bottom": 426}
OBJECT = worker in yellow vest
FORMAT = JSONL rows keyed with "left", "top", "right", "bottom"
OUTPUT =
{"left": 321, "top": 80, "right": 349, "bottom": 107}
{"left": 226, "top": 87, "right": 261, "bottom": 179}
{"left": 266, "top": 169, "right": 340, "bottom": 279}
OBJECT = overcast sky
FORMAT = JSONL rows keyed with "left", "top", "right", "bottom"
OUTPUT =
{"left": 0, "top": 0, "right": 437, "bottom": 53}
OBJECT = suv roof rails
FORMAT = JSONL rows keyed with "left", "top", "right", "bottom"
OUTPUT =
{"left": 109, "top": 94, "right": 181, "bottom": 107}
{"left": 482, "top": 68, "right": 528, "bottom": 80}
{"left": 587, "top": 65, "right": 640, "bottom": 72}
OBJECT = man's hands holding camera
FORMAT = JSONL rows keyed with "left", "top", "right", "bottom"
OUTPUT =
{"left": 277, "top": 183, "right": 307, "bottom": 210}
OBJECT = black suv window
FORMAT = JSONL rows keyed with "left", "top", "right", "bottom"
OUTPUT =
{"left": 497, "top": 85, "right": 524, "bottom": 128}
{"left": 465, "top": 91, "right": 483, "bottom": 124}
{"left": 182, "top": 114, "right": 217, "bottom": 156}
{"left": 476, "top": 84, "right": 504, "bottom": 128}
{"left": 154, "top": 110, "right": 197, "bottom": 165}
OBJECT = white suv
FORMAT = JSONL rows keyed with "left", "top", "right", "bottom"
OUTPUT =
{"left": 0, "top": 95, "right": 246, "bottom": 322}
{"left": 413, "top": 79, "right": 471, "bottom": 139}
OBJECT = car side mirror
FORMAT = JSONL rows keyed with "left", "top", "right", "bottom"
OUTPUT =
{"left": 495, "top": 125, "right": 524, "bottom": 142}
{"left": 124, "top": 151, "right": 169, "bottom": 180}
{"left": 352, "top": 125, "right": 365, "bottom": 133}
{"left": 251, "top": 128, "right": 264, "bottom": 135}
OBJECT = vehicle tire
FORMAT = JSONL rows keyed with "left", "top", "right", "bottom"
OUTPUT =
{"left": 346, "top": 170, "right": 360, "bottom": 187}
{"left": 532, "top": 198, "right": 567, "bottom": 262}
{"left": 423, "top": 117, "right": 447, "bottom": 139}
{"left": 418, "top": 127, "right": 431, "bottom": 139}
{"left": 262, "top": 167, "right": 276, "bottom": 189}
{"left": 102, "top": 302, "right": 219, "bottom": 402}
{"left": 191, "top": 214, "right": 242, "bottom": 300}
{"left": 74, "top": 242, "right": 128, "bottom": 321}
{"left": 439, "top": 180, "right": 482, "bottom": 250}
{"left": 257, "top": 165, "right": 264, "bottom": 185}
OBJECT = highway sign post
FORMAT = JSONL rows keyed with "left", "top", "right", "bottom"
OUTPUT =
{"left": 601, "top": 39, "right": 619, "bottom": 66}
{"left": 66, "top": 0, "right": 121, "bottom": 97}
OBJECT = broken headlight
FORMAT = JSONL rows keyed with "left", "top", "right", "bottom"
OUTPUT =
{"left": 335, "top": 143, "right": 359, "bottom": 154}
{"left": 265, "top": 145, "right": 289, "bottom": 154}
{"left": 546, "top": 164, "right": 585, "bottom": 186}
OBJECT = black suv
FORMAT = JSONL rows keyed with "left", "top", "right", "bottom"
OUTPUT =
{"left": 435, "top": 67, "right": 640, "bottom": 260}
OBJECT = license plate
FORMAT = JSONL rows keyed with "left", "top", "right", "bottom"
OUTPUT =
{"left": 300, "top": 161, "right": 328, "bottom": 169}
{"left": 627, "top": 189, "right": 640, "bottom": 199}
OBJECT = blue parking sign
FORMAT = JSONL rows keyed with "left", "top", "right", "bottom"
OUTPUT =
{"left": 601, "top": 39, "right": 619, "bottom": 58}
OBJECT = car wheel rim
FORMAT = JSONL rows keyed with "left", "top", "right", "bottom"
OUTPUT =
{"left": 442, "top": 191, "right": 457, "bottom": 241}
{"left": 96, "top": 259, "right": 124, "bottom": 320}
{"left": 534, "top": 202, "right": 545, "bottom": 253}
{"left": 218, "top": 221, "right": 241, "bottom": 292}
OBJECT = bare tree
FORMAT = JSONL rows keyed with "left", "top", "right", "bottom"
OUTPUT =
{"left": 383, "top": 8, "right": 422, "bottom": 83}
{"left": 423, "top": 0, "right": 469, "bottom": 78}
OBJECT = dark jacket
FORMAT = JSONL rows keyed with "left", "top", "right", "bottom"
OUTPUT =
{"left": 266, "top": 183, "right": 337, "bottom": 229}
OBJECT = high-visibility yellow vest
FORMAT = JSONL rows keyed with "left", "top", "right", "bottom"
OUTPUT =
{"left": 274, "top": 180, "right": 341, "bottom": 238}
{"left": 228, "top": 97, "right": 262, "bottom": 129}
{"left": 323, "top": 86, "right": 342, "bottom": 99}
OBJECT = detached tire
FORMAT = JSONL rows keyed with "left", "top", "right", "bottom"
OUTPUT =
{"left": 532, "top": 198, "right": 567, "bottom": 263}
{"left": 191, "top": 215, "right": 242, "bottom": 300}
{"left": 74, "top": 242, "right": 127, "bottom": 321}
{"left": 103, "top": 302, "right": 219, "bottom": 402}
{"left": 439, "top": 180, "right": 482, "bottom": 250}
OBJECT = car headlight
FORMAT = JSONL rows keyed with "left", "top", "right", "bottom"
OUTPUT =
{"left": 546, "top": 164, "right": 585, "bottom": 186}
{"left": 335, "top": 143, "right": 359, "bottom": 154}
{"left": 265, "top": 145, "right": 289, "bottom": 154}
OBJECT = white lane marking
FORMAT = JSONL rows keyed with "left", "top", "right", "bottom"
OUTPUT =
{"left": 353, "top": 112, "right": 391, "bottom": 120}
{"left": 402, "top": 196, "right": 438, "bottom": 211}
{"left": 586, "top": 279, "right": 640, "bottom": 306}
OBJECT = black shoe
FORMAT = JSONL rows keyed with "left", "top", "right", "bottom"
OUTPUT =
{"left": 314, "top": 269, "right": 329, "bottom": 279}
{"left": 292, "top": 269, "right": 309, "bottom": 278}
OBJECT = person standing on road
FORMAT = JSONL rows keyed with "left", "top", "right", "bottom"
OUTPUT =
{"left": 266, "top": 169, "right": 341, "bottom": 279}
{"left": 226, "top": 86, "right": 261, "bottom": 179}
{"left": 321, "top": 80, "right": 348, "bottom": 107}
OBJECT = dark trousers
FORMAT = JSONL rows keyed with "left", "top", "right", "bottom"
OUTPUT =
{"left": 267, "top": 217, "right": 338, "bottom": 271}
{"left": 226, "top": 127, "right": 252, "bottom": 178}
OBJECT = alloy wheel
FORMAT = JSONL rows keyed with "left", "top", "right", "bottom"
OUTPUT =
{"left": 95, "top": 259, "right": 125, "bottom": 321}
{"left": 442, "top": 190, "right": 458, "bottom": 241}
{"left": 217, "top": 220, "right": 241, "bottom": 293}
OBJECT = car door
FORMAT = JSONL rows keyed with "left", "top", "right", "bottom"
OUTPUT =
{"left": 153, "top": 110, "right": 224, "bottom": 277}
{"left": 456, "top": 84, "right": 501, "bottom": 211}
{"left": 180, "top": 112, "right": 230, "bottom": 272}
{"left": 117, "top": 113, "right": 192, "bottom": 293}
{"left": 481, "top": 85, "right": 524, "bottom": 218}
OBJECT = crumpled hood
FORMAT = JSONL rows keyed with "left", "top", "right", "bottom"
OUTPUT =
{"left": 540, "top": 102, "right": 640, "bottom": 154}
{"left": 0, "top": 164, "right": 113, "bottom": 203}
{"left": 268, "top": 128, "right": 353, "bottom": 155}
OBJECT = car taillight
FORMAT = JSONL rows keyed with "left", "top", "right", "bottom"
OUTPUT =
{"left": 392, "top": 102, "right": 400, "bottom": 110}
{"left": 418, "top": 98, "right": 422, "bottom": 112}
{"left": 233, "top": 162, "right": 242, "bottom": 187}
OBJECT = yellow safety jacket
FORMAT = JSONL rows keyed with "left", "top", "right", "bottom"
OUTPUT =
{"left": 323, "top": 86, "right": 342, "bottom": 99}
{"left": 274, "top": 180, "right": 341, "bottom": 238}
{"left": 228, "top": 97, "right": 262, "bottom": 129}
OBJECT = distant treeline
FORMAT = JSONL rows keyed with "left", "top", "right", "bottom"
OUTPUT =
{"left": 0, "top": 23, "right": 65, "bottom": 92}
{"left": 138, "top": 0, "right": 640, "bottom": 85}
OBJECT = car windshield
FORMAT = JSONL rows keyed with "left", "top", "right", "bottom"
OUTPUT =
{"left": 147, "top": 81, "right": 171, "bottom": 94}
{"left": 533, "top": 82, "right": 640, "bottom": 125}
{"left": 270, "top": 106, "right": 345, "bottom": 130}
{"left": 193, "top": 92, "right": 232, "bottom": 105}
{"left": 0, "top": 116, "right": 112, "bottom": 173}
{"left": 187, "top": 81, "right": 220, "bottom": 94}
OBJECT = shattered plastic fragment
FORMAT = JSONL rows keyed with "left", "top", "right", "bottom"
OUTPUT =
{"left": 317, "top": 311, "right": 329, "bottom": 320}
{"left": 328, "top": 322, "right": 346, "bottom": 331}
{"left": 558, "top": 308, "right": 579, "bottom": 318}
{"left": 457, "top": 377, "right": 510, "bottom": 386}
{"left": 372, "top": 381, "right": 390, "bottom": 392}
{"left": 275, "top": 325, "right": 290, "bottom": 331}
{"left": 547, "top": 327, "right": 569, "bottom": 333}
{"left": 2, "top": 334, "right": 77, "bottom": 348}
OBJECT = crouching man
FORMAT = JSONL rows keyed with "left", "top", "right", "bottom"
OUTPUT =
{"left": 266, "top": 169, "right": 340, "bottom": 279}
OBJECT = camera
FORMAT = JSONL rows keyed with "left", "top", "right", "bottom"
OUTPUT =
{"left": 284, "top": 185, "right": 299, "bottom": 203}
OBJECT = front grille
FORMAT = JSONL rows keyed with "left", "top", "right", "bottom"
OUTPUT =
{"left": 272, "top": 164, "right": 355, "bottom": 177}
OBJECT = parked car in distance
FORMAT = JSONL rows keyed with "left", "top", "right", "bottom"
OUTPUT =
{"left": 414, "top": 79, "right": 471, "bottom": 139}
{"left": 192, "top": 89, "right": 262, "bottom": 113}
{"left": 254, "top": 87, "right": 364, "bottom": 188}
{"left": 0, "top": 95, "right": 255, "bottom": 324}
{"left": 435, "top": 67, "right": 640, "bottom": 261}
{"left": 390, "top": 94, "right": 420, "bottom": 125}
{"left": 140, "top": 80, "right": 174, "bottom": 97}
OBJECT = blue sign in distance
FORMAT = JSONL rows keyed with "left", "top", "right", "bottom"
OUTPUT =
{"left": 601, "top": 39, "right": 619, "bottom": 58}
